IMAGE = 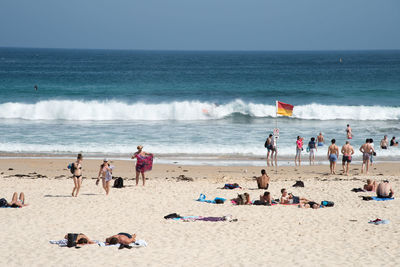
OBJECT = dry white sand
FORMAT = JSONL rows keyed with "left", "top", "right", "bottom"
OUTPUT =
{"left": 0, "top": 159, "right": 399, "bottom": 266}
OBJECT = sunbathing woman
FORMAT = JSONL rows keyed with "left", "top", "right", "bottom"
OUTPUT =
{"left": 4, "top": 192, "right": 27, "bottom": 208}
{"left": 63, "top": 233, "right": 95, "bottom": 245}
{"left": 364, "top": 179, "right": 377, "bottom": 192}
{"left": 131, "top": 145, "right": 153, "bottom": 186}
{"left": 96, "top": 159, "right": 113, "bottom": 195}
{"left": 299, "top": 201, "right": 321, "bottom": 209}
{"left": 280, "top": 188, "right": 309, "bottom": 204}
{"left": 105, "top": 233, "right": 136, "bottom": 245}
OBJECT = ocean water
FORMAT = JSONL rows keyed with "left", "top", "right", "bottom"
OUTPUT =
{"left": 1, "top": 48, "right": 400, "bottom": 162}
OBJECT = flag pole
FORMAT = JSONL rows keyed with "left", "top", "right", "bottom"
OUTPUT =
{"left": 275, "top": 100, "right": 278, "bottom": 174}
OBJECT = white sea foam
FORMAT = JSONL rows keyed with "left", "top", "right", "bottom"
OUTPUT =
{"left": 0, "top": 99, "right": 399, "bottom": 121}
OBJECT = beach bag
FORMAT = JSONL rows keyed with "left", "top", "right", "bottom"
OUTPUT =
{"left": 113, "top": 177, "right": 124, "bottom": 188}
{"left": 0, "top": 198, "right": 7, "bottom": 207}
{"left": 67, "top": 233, "right": 79, "bottom": 248}
{"left": 292, "top": 181, "right": 304, "bottom": 187}
{"left": 68, "top": 163, "right": 75, "bottom": 174}
{"left": 321, "top": 201, "right": 334, "bottom": 207}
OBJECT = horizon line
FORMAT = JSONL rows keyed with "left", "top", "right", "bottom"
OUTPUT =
{"left": 1, "top": 45, "right": 400, "bottom": 53}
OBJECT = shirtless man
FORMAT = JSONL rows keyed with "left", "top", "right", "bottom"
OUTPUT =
{"left": 265, "top": 134, "right": 274, "bottom": 166}
{"left": 360, "top": 139, "right": 374, "bottom": 174}
{"left": 317, "top": 132, "right": 324, "bottom": 147}
{"left": 380, "top": 135, "right": 388, "bottom": 149}
{"left": 105, "top": 233, "right": 136, "bottom": 245}
{"left": 280, "top": 188, "right": 309, "bottom": 204}
{"left": 327, "top": 139, "right": 339, "bottom": 174}
{"left": 256, "top": 169, "right": 270, "bottom": 189}
{"left": 63, "top": 233, "right": 95, "bottom": 246}
{"left": 376, "top": 181, "right": 394, "bottom": 198}
{"left": 341, "top": 141, "right": 354, "bottom": 175}
{"left": 346, "top": 124, "right": 353, "bottom": 139}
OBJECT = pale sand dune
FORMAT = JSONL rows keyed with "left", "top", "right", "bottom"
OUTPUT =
{"left": 0, "top": 159, "right": 399, "bottom": 266}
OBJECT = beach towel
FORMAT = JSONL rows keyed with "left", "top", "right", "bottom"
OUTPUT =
{"left": 49, "top": 239, "right": 147, "bottom": 248}
{"left": 135, "top": 153, "right": 153, "bottom": 173}
{"left": 196, "top": 194, "right": 226, "bottom": 204}
{"left": 368, "top": 219, "right": 390, "bottom": 225}
{"left": 171, "top": 215, "right": 237, "bottom": 222}
{"left": 371, "top": 196, "right": 394, "bottom": 201}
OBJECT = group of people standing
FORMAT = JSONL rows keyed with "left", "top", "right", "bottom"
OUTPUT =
{"left": 70, "top": 146, "right": 153, "bottom": 197}
{"left": 266, "top": 123, "right": 398, "bottom": 175}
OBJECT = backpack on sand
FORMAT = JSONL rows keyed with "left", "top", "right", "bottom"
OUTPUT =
{"left": 68, "top": 163, "right": 75, "bottom": 174}
{"left": 113, "top": 177, "right": 124, "bottom": 188}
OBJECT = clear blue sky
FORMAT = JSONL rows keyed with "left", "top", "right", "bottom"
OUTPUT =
{"left": 0, "top": 0, "right": 399, "bottom": 50}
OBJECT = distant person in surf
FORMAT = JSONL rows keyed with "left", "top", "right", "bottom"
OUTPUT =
{"left": 317, "top": 132, "right": 324, "bottom": 146}
{"left": 34, "top": 85, "right": 38, "bottom": 91}
{"left": 308, "top": 137, "right": 317, "bottom": 165}
{"left": 96, "top": 159, "right": 113, "bottom": 195}
{"left": 390, "top": 136, "right": 398, "bottom": 147}
{"left": 295, "top": 136, "right": 304, "bottom": 166}
{"left": 327, "top": 139, "right": 339, "bottom": 174}
{"left": 131, "top": 145, "right": 153, "bottom": 186}
{"left": 360, "top": 139, "right": 374, "bottom": 174}
{"left": 380, "top": 135, "right": 388, "bottom": 149}
{"left": 346, "top": 124, "right": 353, "bottom": 139}
{"left": 265, "top": 134, "right": 276, "bottom": 166}
{"left": 341, "top": 141, "right": 354, "bottom": 175}
{"left": 71, "top": 154, "right": 83, "bottom": 197}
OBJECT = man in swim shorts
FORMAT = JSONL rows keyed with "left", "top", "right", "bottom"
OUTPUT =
{"left": 280, "top": 188, "right": 309, "bottom": 204}
{"left": 376, "top": 181, "right": 394, "bottom": 198}
{"left": 327, "top": 139, "right": 339, "bottom": 174}
{"left": 341, "top": 141, "right": 354, "bottom": 175}
{"left": 360, "top": 139, "right": 374, "bottom": 174}
{"left": 308, "top": 137, "right": 317, "bottom": 165}
{"left": 380, "top": 135, "right": 388, "bottom": 149}
{"left": 265, "top": 134, "right": 275, "bottom": 166}
{"left": 317, "top": 132, "right": 324, "bottom": 146}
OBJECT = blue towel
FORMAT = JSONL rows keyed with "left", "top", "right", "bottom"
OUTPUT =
{"left": 371, "top": 196, "right": 394, "bottom": 201}
{"left": 196, "top": 194, "right": 226, "bottom": 204}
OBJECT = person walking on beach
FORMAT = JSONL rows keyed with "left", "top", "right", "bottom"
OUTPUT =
{"left": 71, "top": 154, "right": 83, "bottom": 197}
{"left": 131, "top": 145, "right": 153, "bottom": 186}
{"left": 308, "top": 137, "right": 317, "bottom": 165}
{"left": 346, "top": 124, "right": 353, "bottom": 139}
{"left": 317, "top": 132, "right": 324, "bottom": 147}
{"left": 341, "top": 141, "right": 354, "bottom": 175}
{"left": 295, "top": 136, "right": 304, "bottom": 166}
{"left": 96, "top": 159, "right": 113, "bottom": 195}
{"left": 380, "top": 135, "right": 388, "bottom": 149}
{"left": 360, "top": 139, "right": 374, "bottom": 174}
{"left": 327, "top": 139, "right": 339, "bottom": 174}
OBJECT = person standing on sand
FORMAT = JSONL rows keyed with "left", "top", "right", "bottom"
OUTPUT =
{"left": 327, "top": 139, "right": 339, "bottom": 174}
{"left": 308, "top": 137, "right": 317, "bottom": 165}
{"left": 341, "top": 141, "right": 354, "bottom": 175}
{"left": 295, "top": 136, "right": 303, "bottom": 166}
{"left": 131, "top": 145, "right": 153, "bottom": 186}
{"left": 380, "top": 135, "right": 388, "bottom": 149}
{"left": 96, "top": 159, "right": 113, "bottom": 195}
{"left": 360, "top": 139, "right": 374, "bottom": 174}
{"left": 346, "top": 124, "right": 353, "bottom": 139}
{"left": 317, "top": 132, "right": 324, "bottom": 147}
{"left": 71, "top": 154, "right": 83, "bottom": 197}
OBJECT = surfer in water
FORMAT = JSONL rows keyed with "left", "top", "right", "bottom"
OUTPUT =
{"left": 34, "top": 85, "right": 38, "bottom": 91}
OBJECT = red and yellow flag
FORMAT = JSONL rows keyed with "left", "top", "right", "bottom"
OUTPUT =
{"left": 276, "top": 101, "right": 294, "bottom": 117}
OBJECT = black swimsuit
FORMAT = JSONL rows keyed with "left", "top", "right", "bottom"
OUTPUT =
{"left": 118, "top": 232, "right": 132, "bottom": 239}
{"left": 74, "top": 165, "right": 82, "bottom": 178}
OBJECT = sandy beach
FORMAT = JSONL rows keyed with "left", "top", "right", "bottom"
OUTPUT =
{"left": 0, "top": 158, "right": 399, "bottom": 266}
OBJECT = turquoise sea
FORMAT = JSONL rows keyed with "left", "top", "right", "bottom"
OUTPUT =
{"left": 1, "top": 48, "right": 400, "bottom": 163}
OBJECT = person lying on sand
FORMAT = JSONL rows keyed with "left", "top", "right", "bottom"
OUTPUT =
{"left": 2, "top": 192, "right": 28, "bottom": 208}
{"left": 105, "top": 233, "right": 136, "bottom": 245}
{"left": 299, "top": 201, "right": 321, "bottom": 209}
{"left": 376, "top": 181, "right": 394, "bottom": 198}
{"left": 280, "top": 188, "right": 309, "bottom": 204}
{"left": 364, "top": 179, "right": 377, "bottom": 192}
{"left": 253, "top": 191, "right": 272, "bottom": 206}
{"left": 63, "top": 233, "right": 95, "bottom": 245}
{"left": 256, "top": 169, "right": 270, "bottom": 189}
{"left": 231, "top": 193, "right": 251, "bottom": 205}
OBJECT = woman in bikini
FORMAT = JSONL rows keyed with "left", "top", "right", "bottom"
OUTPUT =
{"left": 131, "top": 146, "right": 153, "bottom": 186}
{"left": 72, "top": 154, "right": 83, "bottom": 197}
{"left": 96, "top": 159, "right": 113, "bottom": 195}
